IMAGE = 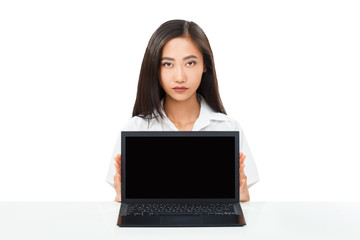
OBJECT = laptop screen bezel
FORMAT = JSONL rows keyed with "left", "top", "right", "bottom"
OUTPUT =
{"left": 121, "top": 131, "right": 240, "bottom": 204}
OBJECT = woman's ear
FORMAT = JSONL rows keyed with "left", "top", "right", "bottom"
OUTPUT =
{"left": 203, "top": 65, "right": 207, "bottom": 73}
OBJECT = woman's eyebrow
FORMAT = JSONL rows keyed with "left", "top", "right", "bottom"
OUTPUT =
{"left": 183, "top": 55, "right": 198, "bottom": 61}
{"left": 161, "top": 57, "right": 175, "bottom": 61}
{"left": 161, "top": 55, "right": 198, "bottom": 61}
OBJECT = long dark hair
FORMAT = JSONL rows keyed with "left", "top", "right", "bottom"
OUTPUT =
{"left": 132, "top": 19, "right": 226, "bottom": 119}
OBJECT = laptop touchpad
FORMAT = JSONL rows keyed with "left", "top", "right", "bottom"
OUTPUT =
{"left": 160, "top": 216, "right": 203, "bottom": 225}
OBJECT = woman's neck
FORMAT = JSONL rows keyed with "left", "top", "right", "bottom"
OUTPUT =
{"left": 163, "top": 94, "right": 201, "bottom": 130}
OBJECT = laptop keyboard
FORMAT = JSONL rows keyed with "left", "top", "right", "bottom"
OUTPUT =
{"left": 126, "top": 203, "right": 236, "bottom": 216}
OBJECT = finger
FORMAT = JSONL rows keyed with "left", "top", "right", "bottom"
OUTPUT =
{"left": 114, "top": 174, "right": 118, "bottom": 185}
{"left": 114, "top": 163, "right": 121, "bottom": 175}
{"left": 240, "top": 154, "right": 246, "bottom": 163}
{"left": 239, "top": 154, "right": 246, "bottom": 164}
{"left": 239, "top": 168, "right": 247, "bottom": 180}
{"left": 240, "top": 173, "right": 247, "bottom": 183}
{"left": 114, "top": 173, "right": 121, "bottom": 183}
{"left": 239, "top": 156, "right": 245, "bottom": 171}
{"left": 239, "top": 163, "right": 245, "bottom": 173}
{"left": 114, "top": 159, "right": 121, "bottom": 173}
{"left": 115, "top": 157, "right": 121, "bottom": 165}
{"left": 114, "top": 154, "right": 121, "bottom": 163}
{"left": 114, "top": 159, "right": 120, "bottom": 167}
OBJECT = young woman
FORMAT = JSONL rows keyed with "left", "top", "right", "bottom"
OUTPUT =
{"left": 106, "top": 19, "right": 259, "bottom": 202}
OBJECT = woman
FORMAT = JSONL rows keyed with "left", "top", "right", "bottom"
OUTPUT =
{"left": 106, "top": 19, "right": 259, "bottom": 202}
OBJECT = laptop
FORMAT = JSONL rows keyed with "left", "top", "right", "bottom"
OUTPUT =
{"left": 117, "top": 131, "right": 246, "bottom": 227}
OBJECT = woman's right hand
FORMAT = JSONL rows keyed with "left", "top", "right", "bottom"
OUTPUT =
{"left": 114, "top": 154, "right": 121, "bottom": 202}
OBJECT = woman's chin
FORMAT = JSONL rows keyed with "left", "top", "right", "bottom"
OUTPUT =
{"left": 166, "top": 92, "right": 196, "bottom": 102}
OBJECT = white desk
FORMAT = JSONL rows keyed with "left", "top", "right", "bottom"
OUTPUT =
{"left": 0, "top": 202, "right": 359, "bottom": 239}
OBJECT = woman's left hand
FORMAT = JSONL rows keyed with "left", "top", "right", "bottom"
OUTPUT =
{"left": 239, "top": 152, "right": 250, "bottom": 202}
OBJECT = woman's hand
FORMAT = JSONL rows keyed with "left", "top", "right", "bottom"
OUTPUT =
{"left": 239, "top": 152, "right": 250, "bottom": 202}
{"left": 114, "top": 154, "right": 121, "bottom": 202}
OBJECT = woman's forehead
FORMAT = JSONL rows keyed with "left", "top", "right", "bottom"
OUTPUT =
{"left": 162, "top": 37, "right": 202, "bottom": 59}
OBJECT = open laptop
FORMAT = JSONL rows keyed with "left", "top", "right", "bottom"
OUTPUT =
{"left": 117, "top": 131, "right": 246, "bottom": 227}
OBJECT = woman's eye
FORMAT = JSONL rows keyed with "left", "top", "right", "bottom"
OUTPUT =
{"left": 186, "top": 61, "right": 197, "bottom": 66}
{"left": 162, "top": 62, "right": 173, "bottom": 67}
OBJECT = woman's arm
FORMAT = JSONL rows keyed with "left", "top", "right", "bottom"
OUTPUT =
{"left": 240, "top": 152, "right": 250, "bottom": 202}
{"left": 114, "top": 154, "right": 121, "bottom": 202}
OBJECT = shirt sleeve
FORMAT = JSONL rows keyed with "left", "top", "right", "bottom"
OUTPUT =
{"left": 234, "top": 121, "right": 260, "bottom": 188}
{"left": 105, "top": 132, "right": 121, "bottom": 187}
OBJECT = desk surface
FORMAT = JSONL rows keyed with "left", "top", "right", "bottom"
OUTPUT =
{"left": 1, "top": 202, "right": 359, "bottom": 240}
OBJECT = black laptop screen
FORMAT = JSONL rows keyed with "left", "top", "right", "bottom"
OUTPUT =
{"left": 124, "top": 136, "right": 236, "bottom": 199}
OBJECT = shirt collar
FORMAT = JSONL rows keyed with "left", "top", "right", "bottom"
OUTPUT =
{"left": 158, "top": 94, "right": 228, "bottom": 131}
{"left": 193, "top": 95, "right": 228, "bottom": 130}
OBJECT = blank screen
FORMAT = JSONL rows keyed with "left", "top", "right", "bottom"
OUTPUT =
{"left": 125, "top": 136, "right": 235, "bottom": 199}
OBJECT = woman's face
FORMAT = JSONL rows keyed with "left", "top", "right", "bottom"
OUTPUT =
{"left": 160, "top": 37, "right": 204, "bottom": 102}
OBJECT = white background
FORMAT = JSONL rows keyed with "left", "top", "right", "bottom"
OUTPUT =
{"left": 0, "top": 0, "right": 359, "bottom": 202}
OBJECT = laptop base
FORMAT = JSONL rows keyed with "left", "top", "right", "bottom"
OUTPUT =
{"left": 117, "top": 215, "right": 246, "bottom": 227}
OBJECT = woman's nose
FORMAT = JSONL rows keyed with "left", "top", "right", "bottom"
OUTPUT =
{"left": 175, "top": 66, "right": 186, "bottom": 83}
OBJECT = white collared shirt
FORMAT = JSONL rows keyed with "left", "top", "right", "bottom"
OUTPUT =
{"left": 106, "top": 96, "right": 259, "bottom": 188}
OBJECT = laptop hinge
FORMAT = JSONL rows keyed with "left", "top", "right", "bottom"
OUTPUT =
{"left": 120, "top": 203, "right": 128, "bottom": 216}
{"left": 233, "top": 203, "right": 242, "bottom": 215}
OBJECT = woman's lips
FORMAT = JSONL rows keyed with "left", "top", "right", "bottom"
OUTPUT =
{"left": 173, "top": 87, "right": 188, "bottom": 92}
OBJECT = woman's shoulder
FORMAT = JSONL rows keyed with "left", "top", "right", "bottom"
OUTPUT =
{"left": 122, "top": 116, "right": 162, "bottom": 131}
{"left": 200, "top": 100, "right": 243, "bottom": 131}
{"left": 122, "top": 116, "right": 148, "bottom": 131}
{"left": 207, "top": 112, "right": 243, "bottom": 131}
{"left": 197, "top": 95, "right": 238, "bottom": 128}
